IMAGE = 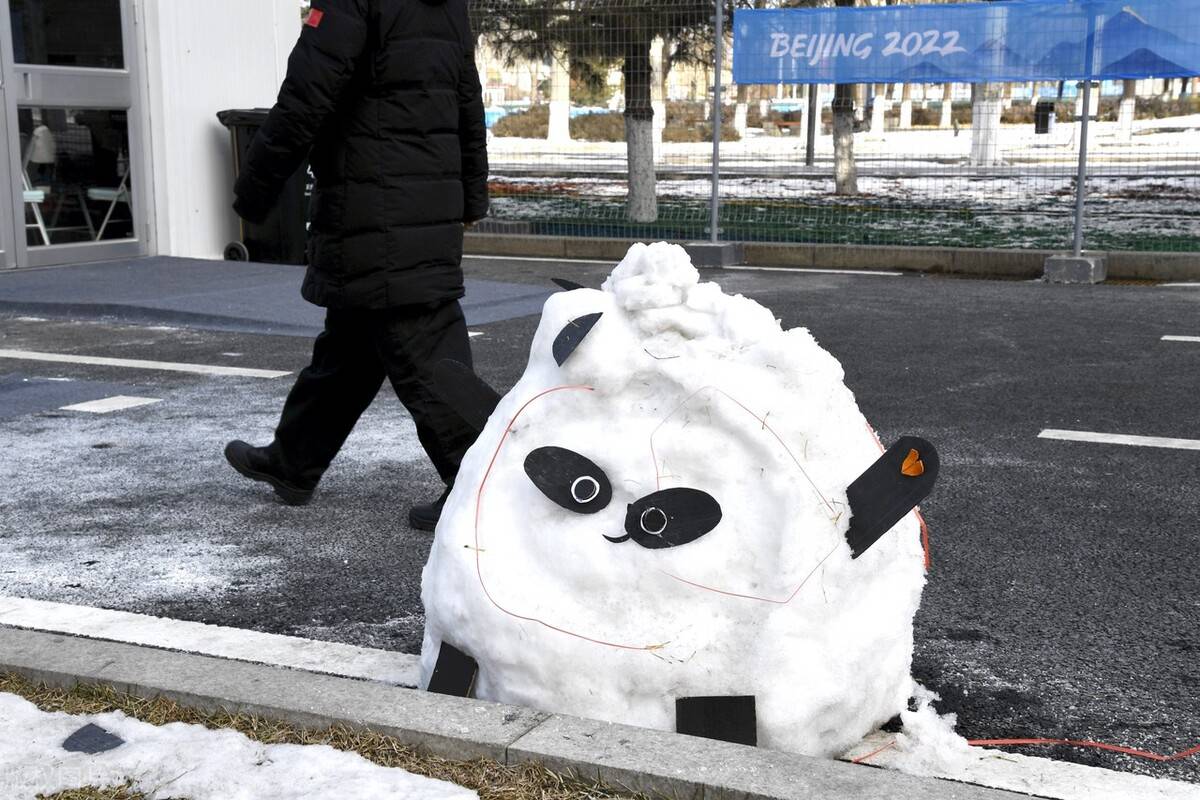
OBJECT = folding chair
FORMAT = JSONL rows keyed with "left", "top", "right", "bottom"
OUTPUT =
{"left": 87, "top": 171, "right": 131, "bottom": 241}
{"left": 22, "top": 169, "right": 51, "bottom": 246}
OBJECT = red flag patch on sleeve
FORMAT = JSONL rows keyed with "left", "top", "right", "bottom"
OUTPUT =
{"left": 305, "top": 8, "right": 324, "bottom": 27}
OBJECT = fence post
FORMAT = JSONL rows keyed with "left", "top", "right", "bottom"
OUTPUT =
{"left": 806, "top": 83, "right": 818, "bottom": 167}
{"left": 1045, "top": 8, "right": 1105, "bottom": 284}
{"left": 1071, "top": 78, "right": 1092, "bottom": 257}
{"left": 710, "top": 0, "right": 723, "bottom": 244}
{"left": 1071, "top": 8, "right": 1098, "bottom": 258}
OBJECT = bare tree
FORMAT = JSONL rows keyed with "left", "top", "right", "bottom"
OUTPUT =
{"left": 472, "top": 0, "right": 717, "bottom": 223}
{"left": 832, "top": 0, "right": 858, "bottom": 195}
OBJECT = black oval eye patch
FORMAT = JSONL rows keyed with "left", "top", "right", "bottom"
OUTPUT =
{"left": 523, "top": 446, "right": 613, "bottom": 514}
{"left": 616, "top": 488, "right": 723, "bottom": 549}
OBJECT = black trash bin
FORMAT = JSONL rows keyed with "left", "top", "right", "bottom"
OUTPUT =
{"left": 217, "top": 108, "right": 312, "bottom": 264}
{"left": 1034, "top": 99, "right": 1057, "bottom": 135}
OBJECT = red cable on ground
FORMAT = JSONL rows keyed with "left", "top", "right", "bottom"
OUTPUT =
{"left": 851, "top": 738, "right": 898, "bottom": 764}
{"left": 918, "top": 511, "right": 931, "bottom": 570}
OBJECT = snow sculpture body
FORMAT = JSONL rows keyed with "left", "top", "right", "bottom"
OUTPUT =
{"left": 419, "top": 242, "right": 930, "bottom": 758}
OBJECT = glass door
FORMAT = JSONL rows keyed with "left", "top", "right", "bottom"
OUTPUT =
{"left": 0, "top": 0, "right": 148, "bottom": 268}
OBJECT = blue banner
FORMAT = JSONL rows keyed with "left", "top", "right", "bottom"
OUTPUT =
{"left": 733, "top": 0, "right": 1200, "bottom": 85}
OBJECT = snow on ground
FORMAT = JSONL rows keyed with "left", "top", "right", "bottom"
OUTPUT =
{"left": 492, "top": 172, "right": 1198, "bottom": 209}
{"left": 489, "top": 114, "right": 1200, "bottom": 167}
{"left": 0, "top": 352, "right": 431, "bottom": 646}
{"left": 0, "top": 693, "right": 476, "bottom": 800}
{"left": 483, "top": 113, "right": 1199, "bottom": 251}
{"left": 486, "top": 173, "right": 1198, "bottom": 251}
{"left": 841, "top": 686, "right": 1200, "bottom": 800}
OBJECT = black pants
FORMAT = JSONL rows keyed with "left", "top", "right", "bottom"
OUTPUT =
{"left": 270, "top": 301, "right": 477, "bottom": 488}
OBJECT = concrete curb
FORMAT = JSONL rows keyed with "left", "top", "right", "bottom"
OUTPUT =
{"left": 0, "top": 627, "right": 1027, "bottom": 800}
{"left": 463, "top": 233, "right": 1200, "bottom": 281}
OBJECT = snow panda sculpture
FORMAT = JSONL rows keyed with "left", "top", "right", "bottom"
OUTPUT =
{"left": 419, "top": 242, "right": 937, "bottom": 758}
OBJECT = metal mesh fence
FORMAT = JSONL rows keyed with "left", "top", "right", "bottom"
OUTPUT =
{"left": 468, "top": 0, "right": 1200, "bottom": 255}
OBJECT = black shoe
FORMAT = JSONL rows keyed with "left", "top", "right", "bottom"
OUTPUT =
{"left": 224, "top": 440, "right": 314, "bottom": 506}
{"left": 409, "top": 486, "right": 451, "bottom": 531}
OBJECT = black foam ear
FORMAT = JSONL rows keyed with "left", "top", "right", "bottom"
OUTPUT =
{"left": 845, "top": 436, "right": 939, "bottom": 558}
{"left": 553, "top": 313, "right": 603, "bottom": 367}
{"left": 552, "top": 278, "right": 587, "bottom": 291}
{"left": 432, "top": 359, "right": 502, "bottom": 433}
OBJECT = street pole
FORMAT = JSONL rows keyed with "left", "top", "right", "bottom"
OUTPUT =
{"left": 1071, "top": 79, "right": 1091, "bottom": 257}
{"left": 710, "top": 0, "right": 723, "bottom": 243}
{"left": 1072, "top": 11, "right": 1098, "bottom": 258}
{"left": 805, "top": 82, "right": 818, "bottom": 167}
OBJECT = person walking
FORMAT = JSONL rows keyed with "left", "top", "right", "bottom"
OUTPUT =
{"left": 224, "top": 0, "right": 489, "bottom": 531}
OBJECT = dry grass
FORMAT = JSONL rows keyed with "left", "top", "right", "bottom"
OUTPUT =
{"left": 38, "top": 783, "right": 149, "bottom": 800}
{"left": 2, "top": 673, "right": 644, "bottom": 800}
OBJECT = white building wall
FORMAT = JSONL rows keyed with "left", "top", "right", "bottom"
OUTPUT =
{"left": 140, "top": 0, "right": 299, "bottom": 259}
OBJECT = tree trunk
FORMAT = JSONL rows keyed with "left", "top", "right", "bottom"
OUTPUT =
{"left": 940, "top": 82, "right": 953, "bottom": 128}
{"left": 547, "top": 49, "right": 571, "bottom": 143}
{"left": 970, "top": 82, "right": 1003, "bottom": 166}
{"left": 833, "top": 82, "right": 857, "bottom": 195}
{"left": 624, "top": 37, "right": 657, "bottom": 222}
{"left": 898, "top": 83, "right": 913, "bottom": 129}
{"left": 869, "top": 84, "right": 889, "bottom": 134}
{"left": 1118, "top": 79, "right": 1137, "bottom": 141}
{"left": 650, "top": 36, "right": 667, "bottom": 153}
{"left": 833, "top": 0, "right": 858, "bottom": 194}
{"left": 734, "top": 83, "right": 749, "bottom": 137}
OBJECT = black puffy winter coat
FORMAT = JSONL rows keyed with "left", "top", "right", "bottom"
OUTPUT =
{"left": 233, "top": 0, "right": 488, "bottom": 309}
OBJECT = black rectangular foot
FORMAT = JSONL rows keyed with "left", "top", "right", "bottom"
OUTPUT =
{"left": 427, "top": 642, "right": 478, "bottom": 697}
{"left": 676, "top": 695, "right": 757, "bottom": 746}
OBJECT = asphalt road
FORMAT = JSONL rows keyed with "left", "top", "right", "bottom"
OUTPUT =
{"left": 0, "top": 255, "right": 1197, "bottom": 784}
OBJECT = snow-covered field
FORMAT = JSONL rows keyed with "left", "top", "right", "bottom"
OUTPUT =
{"left": 486, "top": 115, "right": 1200, "bottom": 251}
{"left": 489, "top": 113, "right": 1200, "bottom": 167}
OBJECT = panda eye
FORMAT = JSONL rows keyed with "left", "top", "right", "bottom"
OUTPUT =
{"left": 624, "top": 489, "right": 722, "bottom": 549}
{"left": 524, "top": 447, "right": 612, "bottom": 514}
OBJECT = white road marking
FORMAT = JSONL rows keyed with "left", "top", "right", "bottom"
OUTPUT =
{"left": 15, "top": 316, "right": 48, "bottom": 322}
{"left": 1162, "top": 335, "right": 1200, "bottom": 343}
{"left": 60, "top": 396, "right": 162, "bottom": 414}
{"left": 1040, "top": 429, "right": 1200, "bottom": 451}
{"left": 0, "top": 349, "right": 291, "bottom": 379}
{"left": 469, "top": 331, "right": 484, "bottom": 338}
{"left": 1161, "top": 283, "right": 1200, "bottom": 288}
{"left": 843, "top": 732, "right": 1200, "bottom": 800}
{"left": 0, "top": 596, "right": 419, "bottom": 688}
{"left": 465, "top": 253, "right": 613, "bottom": 265}
{"left": 727, "top": 265, "right": 904, "bottom": 277}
